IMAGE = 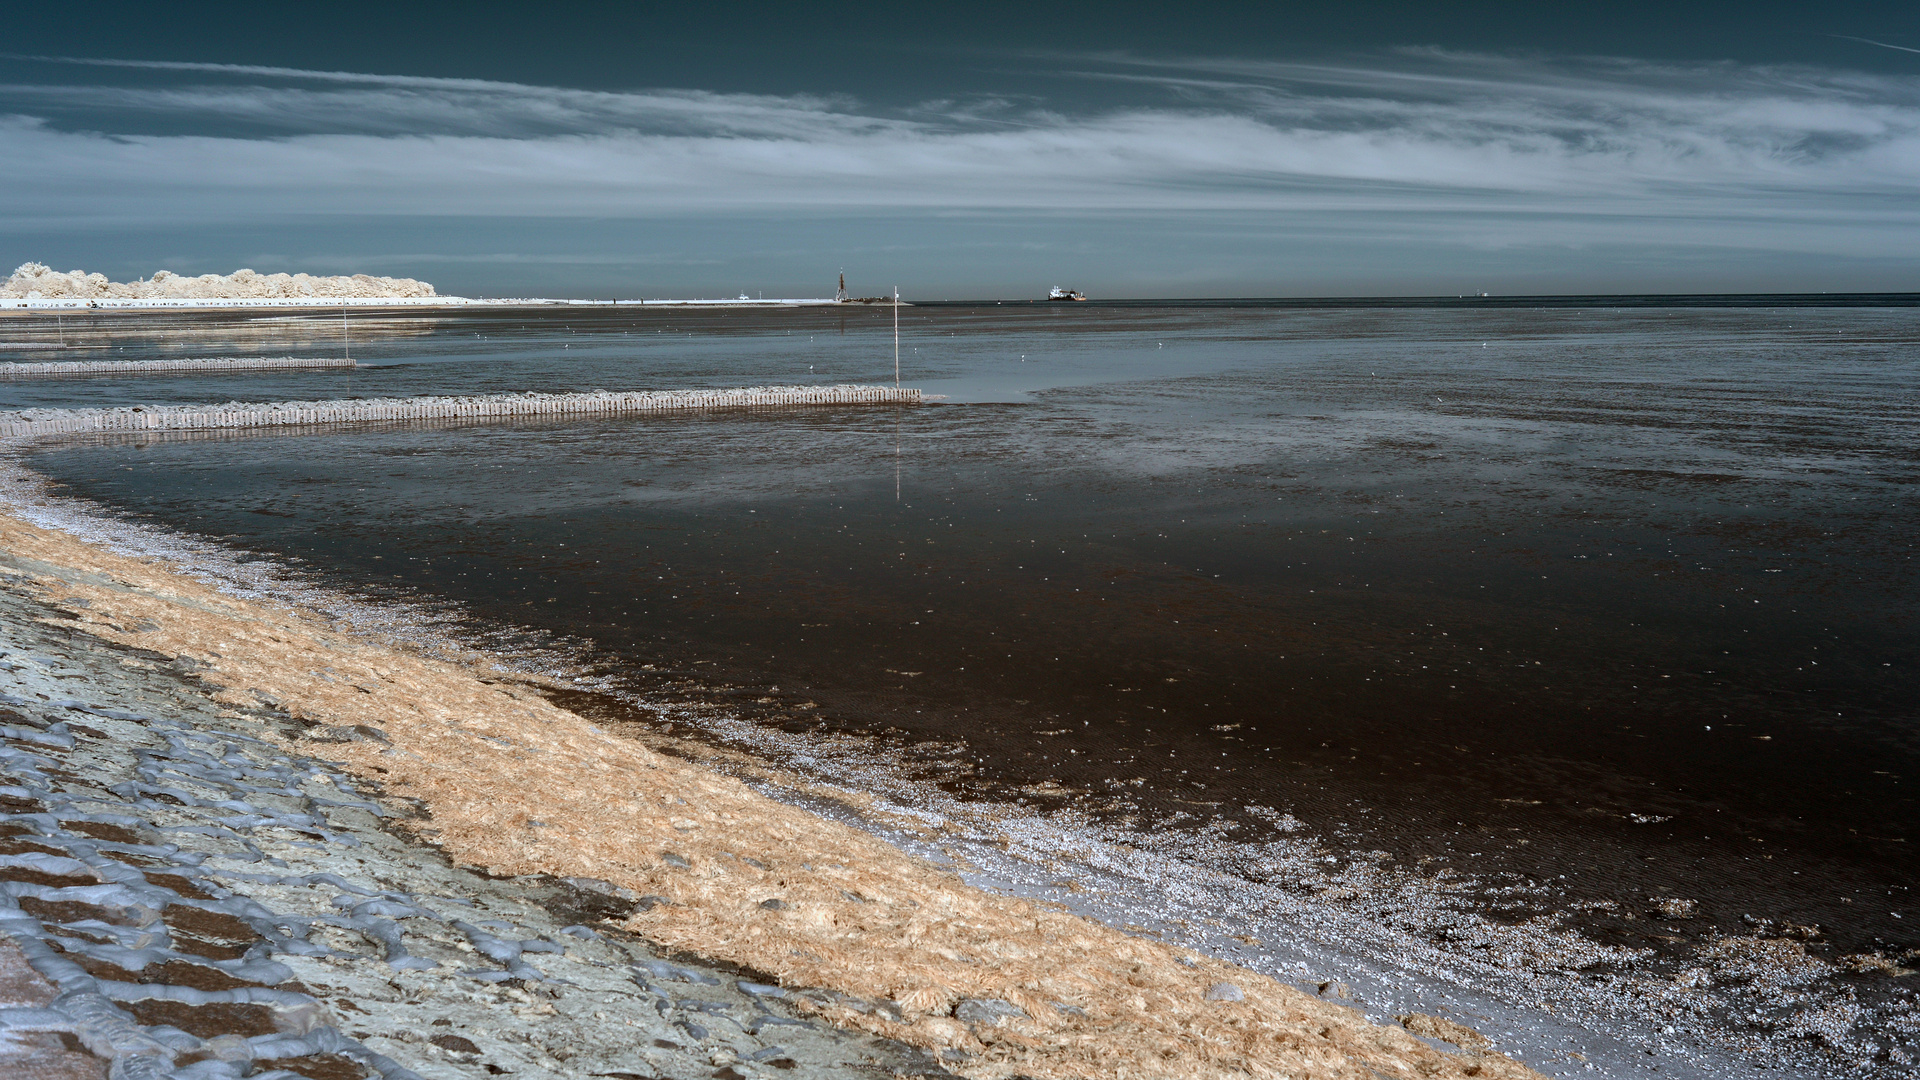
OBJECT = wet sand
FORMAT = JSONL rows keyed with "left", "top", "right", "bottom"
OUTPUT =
{"left": 6, "top": 302, "right": 1916, "bottom": 1077}
{"left": 0, "top": 502, "right": 1540, "bottom": 1080}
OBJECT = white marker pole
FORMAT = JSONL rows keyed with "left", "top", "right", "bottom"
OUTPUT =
{"left": 894, "top": 286, "right": 903, "bottom": 497}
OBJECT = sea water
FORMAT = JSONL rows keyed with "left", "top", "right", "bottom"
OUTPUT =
{"left": 8, "top": 302, "right": 1918, "bottom": 1070}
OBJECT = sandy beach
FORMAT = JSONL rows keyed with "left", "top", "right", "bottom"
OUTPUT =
{"left": 6, "top": 301, "right": 1912, "bottom": 1078}
{"left": 0, "top": 490, "right": 1538, "bottom": 1079}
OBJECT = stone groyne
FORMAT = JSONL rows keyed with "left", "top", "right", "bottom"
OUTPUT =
{"left": 0, "top": 385, "right": 921, "bottom": 439}
{"left": 0, "top": 356, "right": 356, "bottom": 379}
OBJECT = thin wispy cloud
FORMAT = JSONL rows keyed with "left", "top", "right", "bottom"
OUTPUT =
{"left": 3, "top": 51, "right": 1916, "bottom": 260}
{"left": 1827, "top": 35, "right": 1920, "bottom": 57}
{"left": 7, "top": 53, "right": 630, "bottom": 93}
{"left": 1, "top": 54, "right": 881, "bottom": 139}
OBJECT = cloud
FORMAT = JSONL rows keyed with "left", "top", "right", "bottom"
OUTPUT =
{"left": 1827, "top": 35, "right": 1920, "bottom": 57}
{"left": 0, "top": 54, "right": 886, "bottom": 140}
{"left": 2, "top": 50, "right": 1916, "bottom": 258}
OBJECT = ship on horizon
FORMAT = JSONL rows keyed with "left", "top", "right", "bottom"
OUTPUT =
{"left": 1047, "top": 286, "right": 1088, "bottom": 301}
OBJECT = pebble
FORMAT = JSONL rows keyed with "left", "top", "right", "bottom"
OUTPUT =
{"left": 953, "top": 997, "right": 1028, "bottom": 1025}
{"left": 1206, "top": 981, "right": 1245, "bottom": 1002}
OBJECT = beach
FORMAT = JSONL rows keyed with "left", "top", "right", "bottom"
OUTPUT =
{"left": 7, "top": 0, "right": 1920, "bottom": 1062}
{"left": 7, "top": 5, "right": 1920, "bottom": 1068}
{"left": 0, "top": 474, "right": 1535, "bottom": 1079}
{"left": 0, "top": 544, "right": 949, "bottom": 1080}
{"left": 2, "top": 300, "right": 1915, "bottom": 1080}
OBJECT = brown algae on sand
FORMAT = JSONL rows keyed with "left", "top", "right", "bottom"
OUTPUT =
{"left": 0, "top": 508, "right": 1542, "bottom": 1080}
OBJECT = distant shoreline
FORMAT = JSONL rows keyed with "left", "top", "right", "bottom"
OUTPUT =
{"left": 5, "top": 292, "right": 1917, "bottom": 312}
{"left": 911, "top": 291, "right": 1920, "bottom": 309}
{"left": 0, "top": 296, "right": 849, "bottom": 311}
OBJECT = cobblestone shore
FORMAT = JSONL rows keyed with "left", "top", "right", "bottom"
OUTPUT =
{"left": 0, "top": 560, "right": 952, "bottom": 1080}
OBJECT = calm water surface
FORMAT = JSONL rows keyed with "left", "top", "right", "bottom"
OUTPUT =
{"left": 9, "top": 304, "right": 1917, "bottom": 956}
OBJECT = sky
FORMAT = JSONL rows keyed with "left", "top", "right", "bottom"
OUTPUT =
{"left": 4, "top": 2, "right": 1919, "bottom": 298}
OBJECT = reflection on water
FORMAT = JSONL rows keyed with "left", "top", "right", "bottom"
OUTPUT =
{"left": 0, "top": 309, "right": 435, "bottom": 355}
{"left": 17, "top": 305, "right": 1920, "bottom": 964}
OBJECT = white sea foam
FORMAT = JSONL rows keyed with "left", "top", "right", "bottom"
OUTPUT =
{"left": 0, "top": 356, "right": 356, "bottom": 379}
{"left": 3, "top": 262, "right": 435, "bottom": 301}
{"left": 0, "top": 264, "right": 847, "bottom": 308}
{"left": 0, "top": 385, "right": 921, "bottom": 438}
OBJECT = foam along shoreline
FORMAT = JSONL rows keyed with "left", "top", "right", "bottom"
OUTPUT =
{"left": 0, "top": 490, "right": 1540, "bottom": 1079}
{"left": 0, "top": 356, "right": 357, "bottom": 379}
{"left": 1, "top": 262, "right": 892, "bottom": 309}
{"left": 1, "top": 297, "right": 867, "bottom": 310}
{"left": 0, "top": 386, "right": 922, "bottom": 439}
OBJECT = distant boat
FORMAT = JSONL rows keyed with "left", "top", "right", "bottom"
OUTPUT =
{"left": 1047, "top": 287, "right": 1088, "bottom": 301}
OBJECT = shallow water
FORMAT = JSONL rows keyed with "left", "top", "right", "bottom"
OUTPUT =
{"left": 9, "top": 304, "right": 1918, "bottom": 970}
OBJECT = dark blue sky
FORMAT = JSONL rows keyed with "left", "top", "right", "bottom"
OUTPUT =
{"left": 6, "top": 2, "right": 1918, "bottom": 297}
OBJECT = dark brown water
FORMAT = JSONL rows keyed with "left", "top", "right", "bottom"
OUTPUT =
{"left": 12, "top": 304, "right": 1920, "bottom": 962}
